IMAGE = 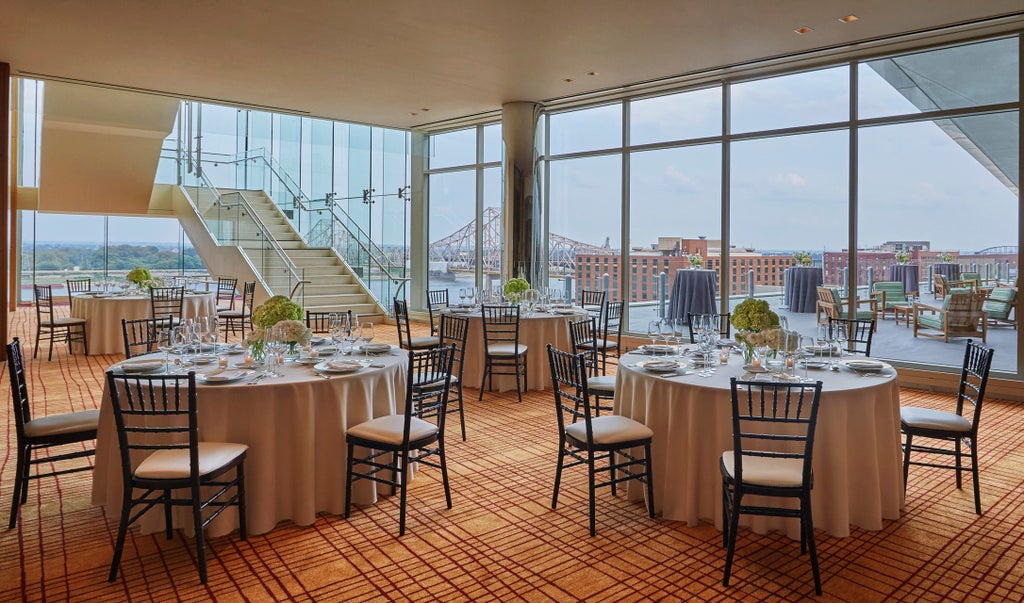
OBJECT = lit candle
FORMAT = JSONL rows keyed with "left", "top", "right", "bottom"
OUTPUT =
{"left": 752, "top": 357, "right": 761, "bottom": 367}
{"left": 786, "top": 357, "right": 794, "bottom": 368}
{"left": 720, "top": 351, "right": 729, "bottom": 365}
{"left": 309, "top": 348, "right": 319, "bottom": 358}
{"left": 245, "top": 354, "right": 253, "bottom": 363}
{"left": 218, "top": 357, "right": 228, "bottom": 368}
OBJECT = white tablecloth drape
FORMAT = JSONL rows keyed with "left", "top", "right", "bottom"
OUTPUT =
{"left": 615, "top": 352, "right": 904, "bottom": 538}
{"left": 91, "top": 349, "right": 408, "bottom": 537}
{"left": 72, "top": 292, "right": 217, "bottom": 355}
{"left": 456, "top": 309, "right": 586, "bottom": 392}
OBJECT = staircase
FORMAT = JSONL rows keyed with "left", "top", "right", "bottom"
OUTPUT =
{"left": 213, "top": 188, "right": 384, "bottom": 317}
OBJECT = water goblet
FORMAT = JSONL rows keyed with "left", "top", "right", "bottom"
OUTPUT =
{"left": 834, "top": 323, "right": 848, "bottom": 360}
{"left": 359, "top": 323, "right": 375, "bottom": 357}
{"left": 647, "top": 321, "right": 662, "bottom": 353}
{"left": 157, "top": 326, "right": 176, "bottom": 374}
{"left": 458, "top": 288, "right": 467, "bottom": 306}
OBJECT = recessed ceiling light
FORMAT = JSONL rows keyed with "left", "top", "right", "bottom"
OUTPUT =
{"left": 409, "top": 112, "right": 418, "bottom": 116}
{"left": 586, "top": 71, "right": 599, "bottom": 76}
{"left": 794, "top": 26, "right": 813, "bottom": 35}
{"left": 564, "top": 78, "right": 576, "bottom": 83}
{"left": 838, "top": 15, "right": 859, "bottom": 23}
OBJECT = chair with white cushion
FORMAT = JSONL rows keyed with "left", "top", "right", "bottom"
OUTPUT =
{"left": 568, "top": 317, "right": 614, "bottom": 415}
{"left": 394, "top": 298, "right": 440, "bottom": 350}
{"left": 33, "top": 284, "right": 88, "bottom": 360}
{"left": 7, "top": 337, "right": 99, "bottom": 530}
{"left": 105, "top": 370, "right": 248, "bottom": 584}
{"left": 722, "top": 377, "right": 824, "bottom": 596}
{"left": 344, "top": 345, "right": 455, "bottom": 535}
{"left": 214, "top": 276, "right": 238, "bottom": 312}
{"left": 438, "top": 314, "right": 470, "bottom": 441}
{"left": 478, "top": 304, "right": 528, "bottom": 403}
{"left": 901, "top": 339, "right": 994, "bottom": 515}
{"left": 220, "top": 280, "right": 255, "bottom": 341}
{"left": 547, "top": 344, "right": 654, "bottom": 536}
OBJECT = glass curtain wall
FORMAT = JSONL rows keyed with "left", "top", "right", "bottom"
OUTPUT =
{"left": 532, "top": 34, "right": 1020, "bottom": 375}
{"left": 425, "top": 124, "right": 502, "bottom": 301}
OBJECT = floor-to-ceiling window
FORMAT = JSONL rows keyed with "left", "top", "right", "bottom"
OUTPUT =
{"left": 425, "top": 124, "right": 502, "bottom": 301}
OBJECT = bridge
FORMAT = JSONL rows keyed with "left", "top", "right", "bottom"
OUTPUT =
{"left": 428, "top": 207, "right": 614, "bottom": 275}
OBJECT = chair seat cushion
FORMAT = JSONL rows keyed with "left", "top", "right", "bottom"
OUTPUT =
{"left": 587, "top": 375, "right": 616, "bottom": 393}
{"left": 917, "top": 314, "right": 944, "bottom": 330}
{"left": 566, "top": 415, "right": 652, "bottom": 445}
{"left": 901, "top": 406, "right": 972, "bottom": 433}
{"left": 215, "top": 304, "right": 233, "bottom": 312}
{"left": 43, "top": 317, "right": 87, "bottom": 327}
{"left": 720, "top": 450, "right": 804, "bottom": 488}
{"left": 23, "top": 409, "right": 100, "bottom": 438}
{"left": 347, "top": 415, "right": 437, "bottom": 446}
{"left": 218, "top": 310, "right": 249, "bottom": 318}
{"left": 594, "top": 338, "right": 619, "bottom": 351}
{"left": 135, "top": 442, "right": 248, "bottom": 479}
{"left": 409, "top": 336, "right": 440, "bottom": 349}
{"left": 487, "top": 343, "right": 527, "bottom": 356}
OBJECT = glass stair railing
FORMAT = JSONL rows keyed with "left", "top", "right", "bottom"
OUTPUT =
{"left": 195, "top": 149, "right": 408, "bottom": 313}
{"left": 175, "top": 149, "right": 306, "bottom": 306}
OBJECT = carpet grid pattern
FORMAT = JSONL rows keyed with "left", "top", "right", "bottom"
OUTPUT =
{"left": 2, "top": 305, "right": 1023, "bottom": 601}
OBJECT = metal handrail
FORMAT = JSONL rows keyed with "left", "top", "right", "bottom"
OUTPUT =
{"left": 178, "top": 149, "right": 305, "bottom": 293}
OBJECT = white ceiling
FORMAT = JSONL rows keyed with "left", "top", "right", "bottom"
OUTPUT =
{"left": 1, "top": 1, "right": 1021, "bottom": 130}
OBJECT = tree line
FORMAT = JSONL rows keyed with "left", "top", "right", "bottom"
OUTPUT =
{"left": 25, "top": 244, "right": 205, "bottom": 271}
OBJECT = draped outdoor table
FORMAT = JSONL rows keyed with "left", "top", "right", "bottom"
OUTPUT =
{"left": 932, "top": 263, "right": 961, "bottom": 293}
{"left": 91, "top": 348, "right": 409, "bottom": 537}
{"left": 667, "top": 269, "right": 717, "bottom": 323}
{"left": 890, "top": 264, "right": 921, "bottom": 295}
{"left": 784, "top": 266, "right": 823, "bottom": 313}
{"left": 614, "top": 351, "right": 903, "bottom": 538}
{"left": 71, "top": 292, "right": 217, "bottom": 355}
{"left": 453, "top": 306, "right": 586, "bottom": 393}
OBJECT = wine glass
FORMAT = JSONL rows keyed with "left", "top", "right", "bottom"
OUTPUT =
{"left": 359, "top": 323, "right": 375, "bottom": 357}
{"left": 834, "top": 323, "right": 848, "bottom": 360}
{"left": 158, "top": 326, "right": 176, "bottom": 373}
{"left": 458, "top": 288, "right": 467, "bottom": 306}
{"left": 647, "top": 321, "right": 662, "bottom": 353}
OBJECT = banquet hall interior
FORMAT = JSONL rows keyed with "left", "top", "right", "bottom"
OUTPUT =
{"left": 2, "top": 1, "right": 1024, "bottom": 601}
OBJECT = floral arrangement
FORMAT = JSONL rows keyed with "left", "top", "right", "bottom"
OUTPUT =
{"left": 940, "top": 252, "right": 953, "bottom": 262}
{"left": 251, "top": 295, "right": 303, "bottom": 329}
{"left": 793, "top": 251, "right": 812, "bottom": 266}
{"left": 503, "top": 277, "right": 530, "bottom": 303}
{"left": 126, "top": 267, "right": 151, "bottom": 285}
{"left": 895, "top": 251, "right": 911, "bottom": 264}
{"left": 730, "top": 298, "right": 781, "bottom": 362}
{"left": 688, "top": 254, "right": 704, "bottom": 268}
{"left": 274, "top": 319, "right": 312, "bottom": 347}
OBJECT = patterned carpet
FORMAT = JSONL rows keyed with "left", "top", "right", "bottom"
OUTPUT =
{"left": 3, "top": 305, "right": 1024, "bottom": 602}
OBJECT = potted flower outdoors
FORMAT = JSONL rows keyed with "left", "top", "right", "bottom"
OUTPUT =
{"left": 248, "top": 295, "right": 305, "bottom": 359}
{"left": 793, "top": 251, "right": 812, "bottom": 266}
{"left": 940, "top": 252, "right": 953, "bottom": 263}
{"left": 730, "top": 298, "right": 781, "bottom": 364}
{"left": 895, "top": 251, "right": 911, "bottom": 265}
{"left": 687, "top": 254, "right": 704, "bottom": 269}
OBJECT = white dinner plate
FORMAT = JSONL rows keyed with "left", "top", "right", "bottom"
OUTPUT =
{"left": 639, "top": 344, "right": 676, "bottom": 355}
{"left": 742, "top": 364, "right": 768, "bottom": 373}
{"left": 118, "top": 360, "right": 165, "bottom": 373}
{"left": 314, "top": 360, "right": 363, "bottom": 374}
{"left": 233, "top": 361, "right": 263, "bottom": 369}
{"left": 316, "top": 347, "right": 339, "bottom": 357}
{"left": 800, "top": 360, "right": 829, "bottom": 370}
{"left": 358, "top": 343, "right": 392, "bottom": 355}
{"left": 638, "top": 359, "right": 680, "bottom": 373}
{"left": 201, "top": 370, "right": 250, "bottom": 384}
{"left": 842, "top": 359, "right": 886, "bottom": 373}
{"left": 294, "top": 357, "right": 322, "bottom": 365}
{"left": 193, "top": 355, "right": 219, "bottom": 364}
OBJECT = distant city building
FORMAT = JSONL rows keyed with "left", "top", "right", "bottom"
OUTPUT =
{"left": 578, "top": 237, "right": 794, "bottom": 301}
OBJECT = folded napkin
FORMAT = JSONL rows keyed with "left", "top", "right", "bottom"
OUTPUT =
{"left": 328, "top": 360, "right": 362, "bottom": 371}
{"left": 359, "top": 343, "right": 392, "bottom": 354}
{"left": 204, "top": 370, "right": 246, "bottom": 382}
{"left": 641, "top": 359, "right": 680, "bottom": 371}
{"left": 845, "top": 359, "right": 885, "bottom": 371}
{"left": 120, "top": 360, "right": 164, "bottom": 372}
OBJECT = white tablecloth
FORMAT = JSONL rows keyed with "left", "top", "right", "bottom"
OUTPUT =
{"left": 615, "top": 352, "right": 903, "bottom": 538}
{"left": 71, "top": 292, "right": 217, "bottom": 355}
{"left": 91, "top": 349, "right": 409, "bottom": 537}
{"left": 455, "top": 308, "right": 586, "bottom": 393}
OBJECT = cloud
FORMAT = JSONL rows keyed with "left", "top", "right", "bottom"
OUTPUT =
{"left": 773, "top": 172, "right": 806, "bottom": 188}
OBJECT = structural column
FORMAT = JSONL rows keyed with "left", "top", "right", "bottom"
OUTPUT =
{"left": 1, "top": 62, "right": 10, "bottom": 361}
{"left": 501, "top": 102, "right": 543, "bottom": 285}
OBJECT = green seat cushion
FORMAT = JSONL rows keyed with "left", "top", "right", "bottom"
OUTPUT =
{"left": 917, "top": 314, "right": 944, "bottom": 330}
{"left": 983, "top": 288, "right": 1015, "bottom": 319}
{"left": 873, "top": 281, "right": 907, "bottom": 307}
{"left": 988, "top": 288, "right": 1015, "bottom": 303}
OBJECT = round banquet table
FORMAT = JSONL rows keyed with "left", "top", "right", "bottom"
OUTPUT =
{"left": 784, "top": 266, "right": 823, "bottom": 313}
{"left": 667, "top": 269, "right": 717, "bottom": 323}
{"left": 71, "top": 292, "right": 217, "bottom": 355}
{"left": 452, "top": 306, "right": 587, "bottom": 393}
{"left": 614, "top": 351, "right": 903, "bottom": 538}
{"left": 91, "top": 348, "right": 408, "bottom": 537}
{"left": 889, "top": 264, "right": 920, "bottom": 296}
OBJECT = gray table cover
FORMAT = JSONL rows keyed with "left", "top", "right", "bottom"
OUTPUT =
{"left": 889, "top": 264, "right": 920, "bottom": 295}
{"left": 784, "top": 266, "right": 823, "bottom": 313}
{"left": 932, "top": 263, "right": 961, "bottom": 292}
{"left": 667, "top": 269, "right": 717, "bottom": 322}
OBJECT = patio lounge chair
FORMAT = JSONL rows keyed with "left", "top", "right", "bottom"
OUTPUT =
{"left": 870, "top": 281, "right": 908, "bottom": 320}
{"left": 913, "top": 288, "right": 987, "bottom": 343}
{"left": 982, "top": 286, "right": 1016, "bottom": 328}
{"left": 815, "top": 287, "right": 878, "bottom": 329}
